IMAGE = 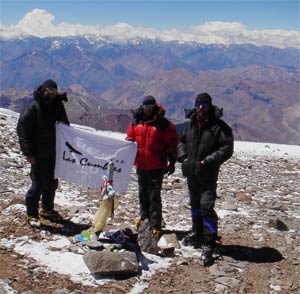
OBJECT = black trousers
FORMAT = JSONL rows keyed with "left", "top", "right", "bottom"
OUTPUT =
{"left": 187, "top": 175, "right": 218, "bottom": 246}
{"left": 25, "top": 159, "right": 58, "bottom": 218}
{"left": 136, "top": 168, "right": 164, "bottom": 230}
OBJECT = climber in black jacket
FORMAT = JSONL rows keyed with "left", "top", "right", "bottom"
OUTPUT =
{"left": 17, "top": 79, "right": 69, "bottom": 228}
{"left": 177, "top": 92, "right": 234, "bottom": 265}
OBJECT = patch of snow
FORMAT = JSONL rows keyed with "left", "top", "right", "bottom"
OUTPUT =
{"left": 0, "top": 280, "right": 17, "bottom": 294}
{"left": 234, "top": 141, "right": 299, "bottom": 161}
{"left": 0, "top": 108, "right": 19, "bottom": 118}
{"left": 2, "top": 204, "right": 26, "bottom": 215}
{"left": 14, "top": 237, "right": 105, "bottom": 286}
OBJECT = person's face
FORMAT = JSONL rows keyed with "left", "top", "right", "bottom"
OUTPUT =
{"left": 142, "top": 104, "right": 155, "bottom": 117}
{"left": 43, "top": 88, "right": 58, "bottom": 102}
{"left": 195, "top": 100, "right": 210, "bottom": 115}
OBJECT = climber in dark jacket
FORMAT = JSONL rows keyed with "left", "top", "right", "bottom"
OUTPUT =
{"left": 17, "top": 79, "right": 69, "bottom": 228}
{"left": 177, "top": 92, "right": 233, "bottom": 264}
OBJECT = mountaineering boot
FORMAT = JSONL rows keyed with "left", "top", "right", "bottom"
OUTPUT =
{"left": 182, "top": 232, "right": 202, "bottom": 248}
{"left": 201, "top": 244, "right": 215, "bottom": 266}
{"left": 27, "top": 216, "right": 42, "bottom": 228}
{"left": 40, "top": 208, "right": 63, "bottom": 222}
{"left": 133, "top": 219, "right": 142, "bottom": 231}
{"left": 152, "top": 229, "right": 162, "bottom": 241}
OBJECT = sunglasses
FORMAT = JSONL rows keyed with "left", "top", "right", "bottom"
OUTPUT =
{"left": 195, "top": 101, "right": 210, "bottom": 107}
{"left": 45, "top": 88, "right": 58, "bottom": 94}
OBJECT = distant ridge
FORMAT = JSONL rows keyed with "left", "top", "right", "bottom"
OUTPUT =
{"left": 1, "top": 37, "right": 299, "bottom": 144}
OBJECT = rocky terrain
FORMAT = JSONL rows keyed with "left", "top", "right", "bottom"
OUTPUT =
{"left": 0, "top": 111, "right": 299, "bottom": 294}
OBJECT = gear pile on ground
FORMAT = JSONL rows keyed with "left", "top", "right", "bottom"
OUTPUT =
{"left": 0, "top": 112, "right": 300, "bottom": 294}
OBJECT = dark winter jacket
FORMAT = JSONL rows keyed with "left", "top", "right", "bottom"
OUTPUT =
{"left": 16, "top": 92, "right": 69, "bottom": 160}
{"left": 177, "top": 105, "right": 233, "bottom": 178}
{"left": 126, "top": 104, "right": 178, "bottom": 171}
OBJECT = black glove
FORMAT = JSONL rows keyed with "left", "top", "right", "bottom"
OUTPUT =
{"left": 182, "top": 159, "right": 206, "bottom": 177}
{"left": 177, "top": 155, "right": 187, "bottom": 163}
{"left": 167, "top": 163, "right": 175, "bottom": 175}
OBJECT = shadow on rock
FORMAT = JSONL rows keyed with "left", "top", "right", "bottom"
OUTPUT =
{"left": 163, "top": 229, "right": 190, "bottom": 240}
{"left": 164, "top": 229, "right": 284, "bottom": 264}
{"left": 216, "top": 245, "right": 284, "bottom": 263}
{"left": 40, "top": 220, "right": 91, "bottom": 236}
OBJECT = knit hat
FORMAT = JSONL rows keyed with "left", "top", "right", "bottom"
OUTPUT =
{"left": 195, "top": 93, "right": 212, "bottom": 104}
{"left": 142, "top": 95, "right": 156, "bottom": 105}
{"left": 42, "top": 79, "right": 58, "bottom": 90}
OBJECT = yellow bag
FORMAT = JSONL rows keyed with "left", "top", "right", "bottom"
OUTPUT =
{"left": 93, "top": 161, "right": 118, "bottom": 233}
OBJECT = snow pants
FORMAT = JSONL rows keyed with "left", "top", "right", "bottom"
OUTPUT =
{"left": 187, "top": 175, "right": 218, "bottom": 246}
{"left": 136, "top": 168, "right": 164, "bottom": 230}
{"left": 25, "top": 159, "right": 58, "bottom": 218}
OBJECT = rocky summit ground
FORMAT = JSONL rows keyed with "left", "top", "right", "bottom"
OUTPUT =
{"left": 0, "top": 112, "right": 299, "bottom": 294}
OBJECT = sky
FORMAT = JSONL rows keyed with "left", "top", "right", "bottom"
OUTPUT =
{"left": 0, "top": 0, "right": 299, "bottom": 47}
{"left": 0, "top": 0, "right": 299, "bottom": 30}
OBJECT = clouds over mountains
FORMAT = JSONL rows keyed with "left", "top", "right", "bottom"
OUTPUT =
{"left": 1, "top": 9, "right": 299, "bottom": 48}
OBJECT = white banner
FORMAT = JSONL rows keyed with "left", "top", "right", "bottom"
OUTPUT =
{"left": 55, "top": 123, "right": 137, "bottom": 193}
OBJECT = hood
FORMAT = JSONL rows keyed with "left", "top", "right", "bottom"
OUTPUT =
{"left": 132, "top": 103, "right": 166, "bottom": 124}
{"left": 33, "top": 85, "right": 44, "bottom": 102}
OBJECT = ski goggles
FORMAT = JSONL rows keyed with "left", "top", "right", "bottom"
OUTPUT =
{"left": 195, "top": 101, "right": 210, "bottom": 108}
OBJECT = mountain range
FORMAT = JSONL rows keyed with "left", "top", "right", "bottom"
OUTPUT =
{"left": 0, "top": 36, "right": 299, "bottom": 144}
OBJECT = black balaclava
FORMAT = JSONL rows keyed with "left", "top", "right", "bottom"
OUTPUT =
{"left": 142, "top": 95, "right": 156, "bottom": 106}
{"left": 42, "top": 79, "right": 58, "bottom": 91}
{"left": 195, "top": 93, "right": 213, "bottom": 124}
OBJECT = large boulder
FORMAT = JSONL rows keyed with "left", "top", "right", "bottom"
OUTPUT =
{"left": 83, "top": 251, "right": 139, "bottom": 277}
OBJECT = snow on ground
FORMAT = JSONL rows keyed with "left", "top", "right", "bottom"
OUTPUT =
{"left": 2, "top": 107, "right": 298, "bottom": 160}
{"left": 0, "top": 108, "right": 19, "bottom": 118}
{"left": 1, "top": 107, "right": 299, "bottom": 160}
{"left": 14, "top": 237, "right": 103, "bottom": 286}
{"left": 234, "top": 141, "right": 299, "bottom": 161}
{"left": 0, "top": 280, "right": 16, "bottom": 294}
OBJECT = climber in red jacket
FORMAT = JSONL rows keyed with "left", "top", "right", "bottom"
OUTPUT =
{"left": 126, "top": 95, "right": 178, "bottom": 240}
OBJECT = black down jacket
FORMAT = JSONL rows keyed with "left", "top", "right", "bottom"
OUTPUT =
{"left": 17, "top": 93, "right": 69, "bottom": 160}
{"left": 177, "top": 106, "right": 234, "bottom": 178}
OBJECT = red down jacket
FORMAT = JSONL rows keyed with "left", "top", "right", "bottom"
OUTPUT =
{"left": 126, "top": 105, "right": 178, "bottom": 171}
